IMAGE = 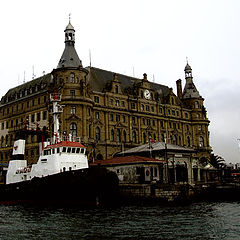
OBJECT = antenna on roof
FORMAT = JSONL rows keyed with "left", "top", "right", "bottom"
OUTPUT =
{"left": 32, "top": 65, "right": 36, "bottom": 79}
{"left": 153, "top": 74, "right": 155, "bottom": 83}
{"left": 23, "top": 71, "right": 25, "bottom": 83}
{"left": 89, "top": 49, "right": 92, "bottom": 67}
{"left": 133, "top": 67, "right": 135, "bottom": 77}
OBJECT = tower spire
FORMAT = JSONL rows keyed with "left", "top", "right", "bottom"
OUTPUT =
{"left": 57, "top": 18, "right": 82, "bottom": 69}
{"left": 182, "top": 61, "right": 201, "bottom": 99}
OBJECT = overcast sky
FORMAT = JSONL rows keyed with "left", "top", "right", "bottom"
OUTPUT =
{"left": 1, "top": 0, "right": 240, "bottom": 163}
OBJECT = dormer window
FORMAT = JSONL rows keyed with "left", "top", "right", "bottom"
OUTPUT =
{"left": 115, "top": 85, "right": 119, "bottom": 94}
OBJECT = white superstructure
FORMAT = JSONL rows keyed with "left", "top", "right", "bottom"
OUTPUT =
{"left": 6, "top": 93, "right": 89, "bottom": 184}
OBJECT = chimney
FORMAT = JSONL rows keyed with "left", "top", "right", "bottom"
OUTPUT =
{"left": 176, "top": 79, "right": 183, "bottom": 99}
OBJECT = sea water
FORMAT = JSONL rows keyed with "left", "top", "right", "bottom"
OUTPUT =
{"left": 0, "top": 201, "right": 240, "bottom": 239}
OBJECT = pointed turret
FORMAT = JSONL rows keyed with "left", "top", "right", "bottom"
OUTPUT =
{"left": 57, "top": 20, "right": 82, "bottom": 69}
{"left": 182, "top": 62, "right": 201, "bottom": 99}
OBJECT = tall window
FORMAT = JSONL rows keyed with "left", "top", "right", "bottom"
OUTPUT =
{"left": 111, "top": 129, "right": 114, "bottom": 141}
{"left": 195, "top": 101, "right": 199, "bottom": 109}
{"left": 123, "top": 130, "right": 127, "bottom": 142}
{"left": 132, "top": 131, "right": 137, "bottom": 143}
{"left": 187, "top": 136, "right": 191, "bottom": 147}
{"left": 117, "top": 129, "right": 121, "bottom": 142}
{"left": 143, "top": 132, "right": 146, "bottom": 143}
{"left": 70, "top": 73, "right": 75, "bottom": 83}
{"left": 70, "top": 123, "right": 77, "bottom": 137}
{"left": 115, "top": 85, "right": 119, "bottom": 94}
{"left": 95, "top": 112, "right": 100, "bottom": 119}
{"left": 95, "top": 127, "right": 100, "bottom": 141}
{"left": 70, "top": 106, "right": 76, "bottom": 114}
{"left": 94, "top": 96, "right": 99, "bottom": 103}
{"left": 88, "top": 125, "right": 91, "bottom": 138}
{"left": 1, "top": 136, "right": 4, "bottom": 148}
{"left": 199, "top": 136, "right": 204, "bottom": 147}
{"left": 70, "top": 90, "right": 75, "bottom": 97}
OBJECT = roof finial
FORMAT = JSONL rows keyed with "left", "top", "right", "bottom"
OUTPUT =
{"left": 186, "top": 56, "right": 188, "bottom": 64}
{"left": 69, "top": 13, "right": 71, "bottom": 23}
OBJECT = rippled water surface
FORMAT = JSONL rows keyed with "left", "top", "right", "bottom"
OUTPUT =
{"left": 1, "top": 201, "right": 240, "bottom": 239}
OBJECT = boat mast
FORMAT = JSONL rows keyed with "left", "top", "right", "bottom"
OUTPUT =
{"left": 50, "top": 93, "right": 63, "bottom": 143}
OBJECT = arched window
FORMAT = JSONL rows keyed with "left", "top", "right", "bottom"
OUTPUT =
{"left": 132, "top": 131, "right": 137, "bottom": 143}
{"left": 199, "top": 136, "right": 204, "bottom": 147}
{"left": 70, "top": 123, "right": 77, "bottom": 137}
{"left": 111, "top": 129, "right": 114, "bottom": 141}
{"left": 95, "top": 127, "right": 100, "bottom": 141}
{"left": 117, "top": 129, "right": 121, "bottom": 142}
{"left": 187, "top": 136, "right": 191, "bottom": 147}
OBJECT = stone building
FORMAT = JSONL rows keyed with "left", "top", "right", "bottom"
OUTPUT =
{"left": 0, "top": 21, "right": 211, "bottom": 167}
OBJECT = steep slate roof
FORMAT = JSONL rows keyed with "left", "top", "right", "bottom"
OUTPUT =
{"left": 86, "top": 66, "right": 171, "bottom": 96}
{"left": 90, "top": 155, "right": 165, "bottom": 167}
{"left": 1, "top": 74, "right": 51, "bottom": 105}
{"left": 57, "top": 44, "right": 82, "bottom": 69}
{"left": 117, "top": 141, "right": 195, "bottom": 156}
{"left": 182, "top": 81, "right": 201, "bottom": 99}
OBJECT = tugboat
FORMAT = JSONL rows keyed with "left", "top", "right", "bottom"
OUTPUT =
{"left": 0, "top": 93, "right": 119, "bottom": 205}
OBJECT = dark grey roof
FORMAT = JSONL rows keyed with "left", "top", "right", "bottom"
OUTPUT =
{"left": 86, "top": 66, "right": 170, "bottom": 96}
{"left": 57, "top": 44, "right": 82, "bottom": 69}
{"left": 118, "top": 141, "right": 195, "bottom": 156}
{"left": 184, "top": 63, "right": 192, "bottom": 71}
{"left": 182, "top": 80, "right": 201, "bottom": 99}
{"left": 1, "top": 74, "right": 50, "bottom": 105}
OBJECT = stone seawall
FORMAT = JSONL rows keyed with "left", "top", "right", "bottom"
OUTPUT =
{"left": 119, "top": 183, "right": 189, "bottom": 203}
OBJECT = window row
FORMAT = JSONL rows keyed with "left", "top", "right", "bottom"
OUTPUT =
{"left": 2, "top": 96, "right": 47, "bottom": 116}
{"left": 1, "top": 111, "right": 48, "bottom": 130}
{"left": 2, "top": 83, "right": 46, "bottom": 104}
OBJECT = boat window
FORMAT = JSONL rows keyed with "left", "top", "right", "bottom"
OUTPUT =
{"left": 62, "top": 147, "right": 66, "bottom": 153}
{"left": 52, "top": 148, "right": 55, "bottom": 154}
{"left": 81, "top": 148, "right": 84, "bottom": 153}
{"left": 76, "top": 148, "right": 80, "bottom": 153}
{"left": 57, "top": 148, "right": 60, "bottom": 153}
{"left": 41, "top": 159, "right": 47, "bottom": 162}
{"left": 67, "top": 147, "right": 71, "bottom": 153}
{"left": 72, "top": 148, "right": 76, "bottom": 153}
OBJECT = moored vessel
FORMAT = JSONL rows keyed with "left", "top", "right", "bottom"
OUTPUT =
{"left": 0, "top": 93, "right": 119, "bottom": 205}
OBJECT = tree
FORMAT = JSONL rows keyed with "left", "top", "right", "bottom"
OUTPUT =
{"left": 209, "top": 154, "right": 226, "bottom": 169}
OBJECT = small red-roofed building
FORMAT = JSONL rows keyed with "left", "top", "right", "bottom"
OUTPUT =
{"left": 91, "top": 156, "right": 165, "bottom": 184}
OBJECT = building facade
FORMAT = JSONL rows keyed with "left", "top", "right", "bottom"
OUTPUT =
{"left": 0, "top": 21, "right": 211, "bottom": 166}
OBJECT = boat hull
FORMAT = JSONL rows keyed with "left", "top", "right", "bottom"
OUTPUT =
{"left": 0, "top": 167, "right": 119, "bottom": 206}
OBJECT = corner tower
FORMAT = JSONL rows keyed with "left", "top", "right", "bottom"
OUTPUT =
{"left": 181, "top": 62, "right": 211, "bottom": 161}
{"left": 51, "top": 20, "right": 90, "bottom": 144}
